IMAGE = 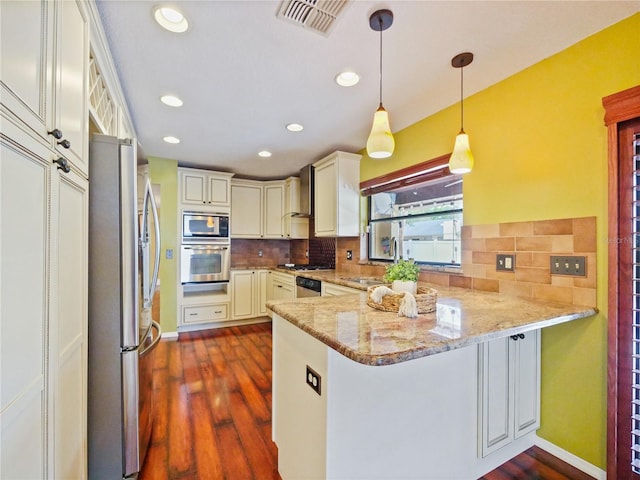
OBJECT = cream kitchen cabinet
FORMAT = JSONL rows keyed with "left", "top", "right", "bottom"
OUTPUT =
{"left": 1, "top": 119, "right": 88, "bottom": 479}
{"left": 1, "top": 1, "right": 89, "bottom": 477}
{"left": 313, "top": 151, "right": 361, "bottom": 237}
{"left": 1, "top": 0, "right": 89, "bottom": 178}
{"left": 478, "top": 329, "right": 541, "bottom": 457}
{"left": 283, "top": 176, "right": 308, "bottom": 239}
{"left": 231, "top": 179, "right": 285, "bottom": 238}
{"left": 269, "top": 271, "right": 296, "bottom": 302}
{"left": 321, "top": 283, "right": 361, "bottom": 296}
{"left": 179, "top": 167, "right": 234, "bottom": 208}
{"left": 231, "top": 270, "right": 270, "bottom": 320}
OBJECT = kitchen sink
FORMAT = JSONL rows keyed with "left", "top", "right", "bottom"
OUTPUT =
{"left": 341, "top": 277, "right": 385, "bottom": 286}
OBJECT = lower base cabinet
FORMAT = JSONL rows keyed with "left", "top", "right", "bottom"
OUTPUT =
{"left": 321, "top": 283, "right": 361, "bottom": 296}
{"left": 270, "top": 272, "right": 296, "bottom": 301}
{"left": 182, "top": 304, "right": 229, "bottom": 324}
{"left": 231, "top": 270, "right": 269, "bottom": 320}
{"left": 478, "top": 329, "right": 541, "bottom": 457}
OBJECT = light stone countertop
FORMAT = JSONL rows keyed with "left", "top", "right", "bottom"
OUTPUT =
{"left": 267, "top": 284, "right": 597, "bottom": 366}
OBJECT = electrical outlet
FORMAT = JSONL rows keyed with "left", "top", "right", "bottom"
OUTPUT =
{"left": 166, "top": 249, "right": 173, "bottom": 260}
{"left": 550, "top": 255, "right": 586, "bottom": 276}
{"left": 346, "top": 250, "right": 353, "bottom": 260}
{"left": 258, "top": 250, "right": 263, "bottom": 257}
{"left": 306, "top": 365, "right": 321, "bottom": 395}
{"left": 496, "top": 254, "right": 515, "bottom": 272}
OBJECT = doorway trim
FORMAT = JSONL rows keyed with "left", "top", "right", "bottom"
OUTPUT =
{"left": 605, "top": 84, "right": 640, "bottom": 480}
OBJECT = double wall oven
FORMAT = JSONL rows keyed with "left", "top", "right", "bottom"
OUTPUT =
{"left": 181, "top": 211, "right": 230, "bottom": 284}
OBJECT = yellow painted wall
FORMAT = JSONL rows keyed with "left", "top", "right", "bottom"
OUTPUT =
{"left": 361, "top": 13, "right": 640, "bottom": 469}
{"left": 148, "top": 156, "right": 178, "bottom": 333}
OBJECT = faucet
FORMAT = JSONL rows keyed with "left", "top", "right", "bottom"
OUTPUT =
{"left": 391, "top": 236, "right": 399, "bottom": 263}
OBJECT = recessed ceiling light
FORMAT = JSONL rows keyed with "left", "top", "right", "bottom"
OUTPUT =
{"left": 153, "top": 6, "right": 189, "bottom": 33}
{"left": 160, "top": 95, "right": 183, "bottom": 107}
{"left": 286, "top": 123, "right": 304, "bottom": 132}
{"left": 163, "top": 136, "right": 180, "bottom": 144}
{"left": 335, "top": 71, "right": 360, "bottom": 87}
{"left": 258, "top": 150, "right": 272, "bottom": 158}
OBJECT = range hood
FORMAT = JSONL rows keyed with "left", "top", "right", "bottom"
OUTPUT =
{"left": 296, "top": 164, "right": 313, "bottom": 217}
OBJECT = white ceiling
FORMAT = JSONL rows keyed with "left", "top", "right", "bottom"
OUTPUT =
{"left": 96, "top": 0, "right": 639, "bottom": 180}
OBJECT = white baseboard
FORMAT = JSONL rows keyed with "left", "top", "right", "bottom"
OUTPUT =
{"left": 161, "top": 331, "right": 179, "bottom": 341}
{"left": 534, "top": 436, "right": 606, "bottom": 479}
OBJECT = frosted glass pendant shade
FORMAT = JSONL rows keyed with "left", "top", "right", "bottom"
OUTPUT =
{"left": 367, "top": 106, "right": 395, "bottom": 159}
{"left": 448, "top": 131, "right": 474, "bottom": 174}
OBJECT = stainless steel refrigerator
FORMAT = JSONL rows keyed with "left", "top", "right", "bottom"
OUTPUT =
{"left": 88, "top": 134, "right": 162, "bottom": 479}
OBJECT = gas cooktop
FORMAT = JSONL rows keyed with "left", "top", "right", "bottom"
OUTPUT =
{"left": 278, "top": 264, "right": 332, "bottom": 271}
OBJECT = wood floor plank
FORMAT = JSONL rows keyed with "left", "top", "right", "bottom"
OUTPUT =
{"left": 190, "top": 392, "right": 225, "bottom": 479}
{"left": 228, "top": 390, "right": 279, "bottom": 478}
{"left": 216, "top": 423, "right": 255, "bottom": 480}
{"left": 229, "top": 359, "right": 271, "bottom": 423}
{"left": 167, "top": 377, "right": 195, "bottom": 476}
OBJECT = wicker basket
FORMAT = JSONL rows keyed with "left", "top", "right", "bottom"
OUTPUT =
{"left": 366, "top": 285, "right": 438, "bottom": 314}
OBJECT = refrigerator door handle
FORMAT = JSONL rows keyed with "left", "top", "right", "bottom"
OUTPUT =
{"left": 141, "top": 179, "right": 161, "bottom": 309}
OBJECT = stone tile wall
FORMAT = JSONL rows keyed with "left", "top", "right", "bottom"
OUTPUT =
{"left": 336, "top": 216, "right": 597, "bottom": 307}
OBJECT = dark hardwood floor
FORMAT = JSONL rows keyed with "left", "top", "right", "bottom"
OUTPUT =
{"left": 139, "top": 322, "right": 279, "bottom": 480}
{"left": 140, "top": 322, "right": 594, "bottom": 480}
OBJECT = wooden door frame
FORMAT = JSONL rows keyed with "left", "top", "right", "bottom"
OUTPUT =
{"left": 605, "top": 85, "right": 640, "bottom": 480}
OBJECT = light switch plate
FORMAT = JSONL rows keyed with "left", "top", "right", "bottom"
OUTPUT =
{"left": 496, "top": 254, "right": 515, "bottom": 272}
{"left": 550, "top": 255, "right": 586, "bottom": 276}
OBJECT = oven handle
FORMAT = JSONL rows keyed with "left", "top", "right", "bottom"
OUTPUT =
{"left": 182, "top": 245, "right": 229, "bottom": 251}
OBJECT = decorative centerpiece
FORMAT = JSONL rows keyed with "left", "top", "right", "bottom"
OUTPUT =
{"left": 383, "top": 259, "right": 420, "bottom": 294}
{"left": 366, "top": 260, "right": 438, "bottom": 317}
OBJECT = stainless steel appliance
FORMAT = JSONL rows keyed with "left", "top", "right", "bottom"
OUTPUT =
{"left": 296, "top": 276, "right": 322, "bottom": 297}
{"left": 182, "top": 211, "right": 229, "bottom": 241}
{"left": 88, "top": 134, "right": 162, "bottom": 479}
{"left": 181, "top": 243, "right": 230, "bottom": 283}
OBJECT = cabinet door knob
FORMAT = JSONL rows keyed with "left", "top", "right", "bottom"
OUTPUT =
{"left": 48, "top": 128, "right": 63, "bottom": 139}
{"left": 57, "top": 139, "right": 71, "bottom": 149}
{"left": 53, "top": 157, "right": 70, "bottom": 173}
{"left": 510, "top": 335, "right": 519, "bottom": 341}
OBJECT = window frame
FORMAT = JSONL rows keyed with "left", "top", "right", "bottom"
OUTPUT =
{"left": 360, "top": 153, "right": 463, "bottom": 268}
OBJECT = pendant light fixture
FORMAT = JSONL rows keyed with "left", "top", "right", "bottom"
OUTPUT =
{"left": 366, "top": 9, "right": 394, "bottom": 159}
{"left": 448, "top": 52, "right": 475, "bottom": 174}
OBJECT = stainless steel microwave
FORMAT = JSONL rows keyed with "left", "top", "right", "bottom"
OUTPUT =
{"left": 182, "top": 212, "right": 229, "bottom": 241}
{"left": 180, "top": 244, "right": 230, "bottom": 284}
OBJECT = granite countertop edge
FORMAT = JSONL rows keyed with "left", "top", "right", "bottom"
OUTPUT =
{"left": 267, "top": 293, "right": 598, "bottom": 367}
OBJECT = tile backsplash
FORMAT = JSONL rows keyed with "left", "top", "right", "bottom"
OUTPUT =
{"left": 336, "top": 216, "right": 597, "bottom": 307}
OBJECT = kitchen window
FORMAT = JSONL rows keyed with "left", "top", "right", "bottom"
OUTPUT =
{"left": 363, "top": 155, "right": 463, "bottom": 267}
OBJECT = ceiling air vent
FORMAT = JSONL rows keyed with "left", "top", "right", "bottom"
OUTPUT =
{"left": 277, "top": 0, "right": 349, "bottom": 36}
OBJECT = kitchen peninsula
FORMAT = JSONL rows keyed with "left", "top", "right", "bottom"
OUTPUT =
{"left": 268, "top": 287, "right": 596, "bottom": 479}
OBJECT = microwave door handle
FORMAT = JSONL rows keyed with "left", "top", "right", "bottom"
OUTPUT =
{"left": 147, "top": 180, "right": 161, "bottom": 308}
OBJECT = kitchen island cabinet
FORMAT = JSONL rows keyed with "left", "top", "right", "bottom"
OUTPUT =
{"left": 268, "top": 289, "right": 595, "bottom": 480}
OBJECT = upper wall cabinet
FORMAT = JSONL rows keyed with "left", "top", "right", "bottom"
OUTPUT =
{"left": 179, "top": 167, "right": 234, "bottom": 209}
{"left": 231, "top": 179, "right": 285, "bottom": 239}
{"left": 313, "top": 151, "right": 361, "bottom": 237}
{"left": 1, "top": 0, "right": 89, "bottom": 177}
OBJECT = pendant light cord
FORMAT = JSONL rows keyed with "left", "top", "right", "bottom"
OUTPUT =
{"left": 460, "top": 64, "right": 464, "bottom": 132}
{"left": 379, "top": 16, "right": 383, "bottom": 107}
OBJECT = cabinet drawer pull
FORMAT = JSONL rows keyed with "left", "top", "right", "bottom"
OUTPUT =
{"left": 53, "top": 157, "right": 70, "bottom": 173}
{"left": 48, "top": 128, "right": 63, "bottom": 139}
{"left": 189, "top": 312, "right": 198, "bottom": 316}
{"left": 214, "top": 310, "right": 222, "bottom": 314}
{"left": 57, "top": 139, "right": 71, "bottom": 149}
